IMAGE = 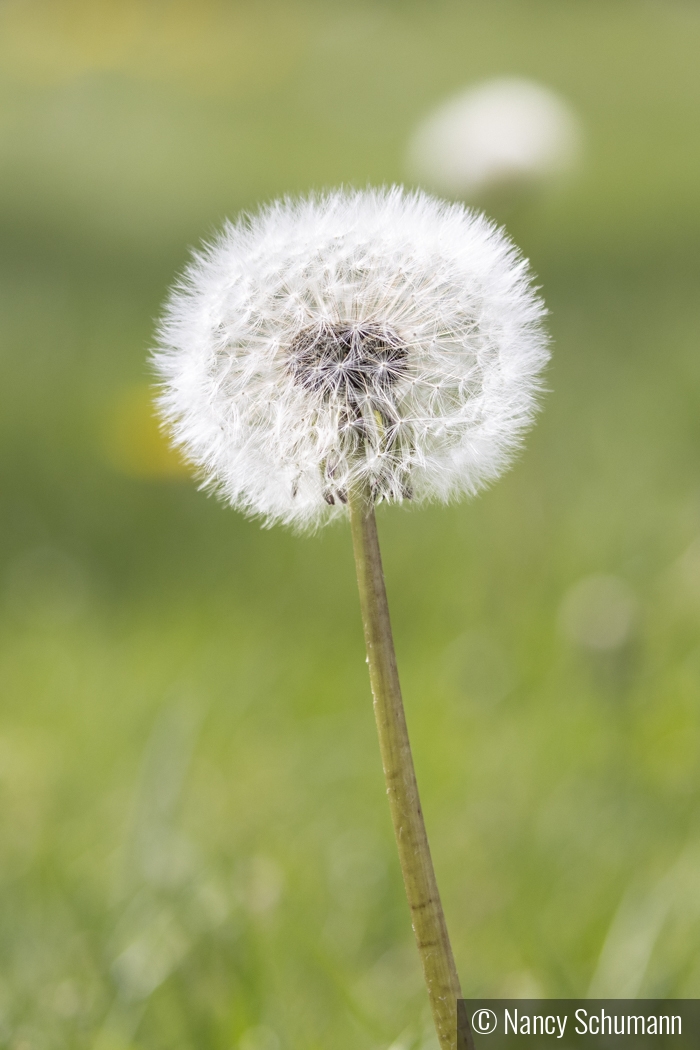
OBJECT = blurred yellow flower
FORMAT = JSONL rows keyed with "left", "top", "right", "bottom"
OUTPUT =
{"left": 0, "top": 0, "right": 303, "bottom": 94}
{"left": 104, "top": 384, "right": 190, "bottom": 479}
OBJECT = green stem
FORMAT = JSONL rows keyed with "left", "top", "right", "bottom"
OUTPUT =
{"left": 348, "top": 487, "right": 466, "bottom": 1050}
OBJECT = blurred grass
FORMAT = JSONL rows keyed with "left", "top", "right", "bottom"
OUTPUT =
{"left": 2, "top": 1, "right": 700, "bottom": 1047}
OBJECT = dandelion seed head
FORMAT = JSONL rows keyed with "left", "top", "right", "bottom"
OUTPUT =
{"left": 153, "top": 186, "right": 549, "bottom": 529}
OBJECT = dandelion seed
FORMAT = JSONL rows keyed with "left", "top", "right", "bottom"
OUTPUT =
{"left": 152, "top": 186, "right": 549, "bottom": 1050}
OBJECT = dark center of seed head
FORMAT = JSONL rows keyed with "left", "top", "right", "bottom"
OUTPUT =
{"left": 288, "top": 323, "right": 408, "bottom": 401}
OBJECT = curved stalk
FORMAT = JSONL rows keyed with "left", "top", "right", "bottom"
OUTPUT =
{"left": 348, "top": 487, "right": 466, "bottom": 1050}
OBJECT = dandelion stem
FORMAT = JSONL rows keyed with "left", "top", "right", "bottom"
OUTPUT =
{"left": 348, "top": 486, "right": 466, "bottom": 1050}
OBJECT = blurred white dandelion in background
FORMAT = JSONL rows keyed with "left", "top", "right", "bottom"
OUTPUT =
{"left": 407, "top": 77, "right": 582, "bottom": 202}
{"left": 559, "top": 574, "right": 639, "bottom": 652}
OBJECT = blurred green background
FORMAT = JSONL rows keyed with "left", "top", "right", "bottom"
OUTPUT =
{"left": 2, "top": 1, "right": 700, "bottom": 1047}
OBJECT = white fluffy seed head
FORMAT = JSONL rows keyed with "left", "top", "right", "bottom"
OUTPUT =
{"left": 153, "top": 186, "right": 549, "bottom": 530}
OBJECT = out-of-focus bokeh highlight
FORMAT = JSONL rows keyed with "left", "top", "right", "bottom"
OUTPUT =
{"left": 406, "top": 77, "right": 581, "bottom": 204}
{"left": 2, "top": 2, "right": 700, "bottom": 1048}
